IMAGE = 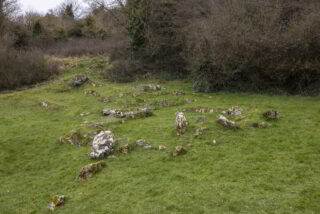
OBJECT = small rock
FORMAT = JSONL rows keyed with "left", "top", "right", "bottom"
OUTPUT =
{"left": 85, "top": 90, "right": 100, "bottom": 97}
{"left": 252, "top": 122, "right": 268, "bottom": 128}
{"left": 172, "top": 91, "right": 186, "bottom": 96}
{"left": 102, "top": 109, "right": 154, "bottom": 120}
{"left": 184, "top": 107, "right": 215, "bottom": 113}
{"left": 40, "top": 101, "right": 49, "bottom": 108}
{"left": 176, "top": 112, "right": 188, "bottom": 136}
{"left": 69, "top": 75, "right": 89, "bottom": 87}
{"left": 102, "top": 109, "right": 121, "bottom": 117}
{"left": 195, "top": 127, "right": 208, "bottom": 136}
{"left": 80, "top": 112, "right": 90, "bottom": 117}
{"left": 263, "top": 110, "right": 280, "bottom": 120}
{"left": 119, "top": 143, "right": 136, "bottom": 154}
{"left": 135, "top": 84, "right": 162, "bottom": 91}
{"left": 217, "top": 115, "right": 238, "bottom": 128}
{"left": 48, "top": 195, "right": 65, "bottom": 211}
{"left": 172, "top": 146, "right": 187, "bottom": 156}
{"left": 59, "top": 129, "right": 94, "bottom": 147}
{"left": 136, "top": 139, "right": 151, "bottom": 148}
{"left": 159, "top": 145, "right": 167, "bottom": 151}
{"left": 90, "top": 131, "right": 115, "bottom": 159}
{"left": 137, "top": 107, "right": 153, "bottom": 111}
{"left": 78, "top": 161, "right": 106, "bottom": 180}
{"left": 227, "top": 106, "right": 243, "bottom": 116}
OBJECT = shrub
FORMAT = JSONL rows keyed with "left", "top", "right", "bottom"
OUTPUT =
{"left": 42, "top": 38, "right": 112, "bottom": 57}
{"left": 0, "top": 46, "right": 58, "bottom": 91}
{"left": 105, "top": 59, "right": 142, "bottom": 83}
{"left": 189, "top": 0, "right": 320, "bottom": 94}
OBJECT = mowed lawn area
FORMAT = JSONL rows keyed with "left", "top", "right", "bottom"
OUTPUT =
{"left": 0, "top": 57, "right": 319, "bottom": 214}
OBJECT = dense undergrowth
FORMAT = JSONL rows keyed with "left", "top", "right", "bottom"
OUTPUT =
{"left": 0, "top": 57, "right": 319, "bottom": 213}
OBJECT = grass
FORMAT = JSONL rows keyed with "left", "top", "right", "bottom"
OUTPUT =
{"left": 0, "top": 56, "right": 319, "bottom": 214}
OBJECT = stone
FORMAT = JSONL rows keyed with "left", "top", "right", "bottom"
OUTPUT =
{"left": 40, "top": 101, "right": 49, "bottom": 108}
{"left": 217, "top": 115, "right": 238, "bottom": 128}
{"left": 252, "top": 122, "right": 268, "bottom": 128}
{"left": 172, "top": 146, "right": 187, "bottom": 156}
{"left": 69, "top": 75, "right": 89, "bottom": 87}
{"left": 85, "top": 90, "right": 100, "bottom": 97}
{"left": 195, "top": 127, "right": 208, "bottom": 136}
{"left": 120, "top": 144, "right": 130, "bottom": 154}
{"left": 176, "top": 112, "right": 188, "bottom": 136}
{"left": 196, "top": 116, "right": 208, "bottom": 123}
{"left": 48, "top": 195, "right": 65, "bottom": 211}
{"left": 137, "top": 107, "right": 154, "bottom": 111}
{"left": 172, "top": 91, "right": 186, "bottom": 96}
{"left": 143, "top": 145, "right": 153, "bottom": 149}
{"left": 59, "top": 129, "right": 93, "bottom": 147}
{"left": 80, "top": 112, "right": 90, "bottom": 117}
{"left": 135, "top": 84, "right": 162, "bottom": 91}
{"left": 78, "top": 161, "right": 106, "bottom": 180}
{"left": 227, "top": 106, "right": 243, "bottom": 116}
{"left": 136, "top": 139, "right": 152, "bottom": 148}
{"left": 263, "top": 110, "right": 280, "bottom": 120}
{"left": 90, "top": 131, "right": 115, "bottom": 159}
{"left": 119, "top": 143, "right": 136, "bottom": 154}
{"left": 102, "top": 109, "right": 154, "bottom": 120}
{"left": 184, "top": 107, "right": 215, "bottom": 113}
{"left": 159, "top": 145, "right": 167, "bottom": 151}
{"left": 102, "top": 109, "right": 122, "bottom": 117}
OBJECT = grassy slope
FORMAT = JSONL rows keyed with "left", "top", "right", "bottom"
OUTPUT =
{"left": 0, "top": 57, "right": 319, "bottom": 214}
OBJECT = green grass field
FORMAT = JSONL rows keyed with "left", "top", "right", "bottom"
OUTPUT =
{"left": 0, "top": 57, "right": 319, "bottom": 214}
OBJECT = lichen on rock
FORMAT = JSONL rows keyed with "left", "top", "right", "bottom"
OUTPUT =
{"left": 172, "top": 146, "right": 188, "bottom": 156}
{"left": 252, "top": 122, "right": 268, "bottom": 128}
{"left": 85, "top": 90, "right": 100, "bottom": 97}
{"left": 90, "top": 131, "right": 115, "bottom": 159}
{"left": 217, "top": 115, "right": 238, "bottom": 128}
{"left": 226, "top": 106, "right": 243, "bottom": 116}
{"left": 176, "top": 112, "right": 188, "bottom": 136}
{"left": 263, "top": 110, "right": 280, "bottom": 120}
{"left": 118, "top": 143, "right": 136, "bottom": 154}
{"left": 48, "top": 195, "right": 65, "bottom": 211}
{"left": 78, "top": 161, "right": 106, "bottom": 180}
{"left": 102, "top": 109, "right": 154, "bottom": 120}
{"left": 136, "top": 139, "right": 151, "bottom": 148}
{"left": 59, "top": 129, "right": 94, "bottom": 147}
{"left": 69, "top": 75, "right": 89, "bottom": 87}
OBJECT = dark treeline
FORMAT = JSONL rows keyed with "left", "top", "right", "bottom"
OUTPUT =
{"left": 107, "top": 0, "right": 320, "bottom": 94}
{"left": 1, "top": 0, "right": 320, "bottom": 94}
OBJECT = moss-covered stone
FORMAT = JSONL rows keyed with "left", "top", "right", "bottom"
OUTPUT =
{"left": 48, "top": 195, "right": 65, "bottom": 211}
{"left": 59, "top": 129, "right": 94, "bottom": 147}
{"left": 172, "top": 146, "right": 188, "bottom": 156}
{"left": 78, "top": 161, "right": 107, "bottom": 180}
{"left": 263, "top": 110, "right": 280, "bottom": 120}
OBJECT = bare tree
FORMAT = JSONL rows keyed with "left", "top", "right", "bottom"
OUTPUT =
{"left": 0, "top": 0, "right": 20, "bottom": 33}
{"left": 55, "top": 0, "right": 83, "bottom": 19}
{"left": 84, "top": 0, "right": 127, "bottom": 27}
